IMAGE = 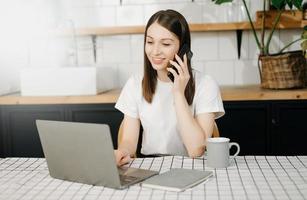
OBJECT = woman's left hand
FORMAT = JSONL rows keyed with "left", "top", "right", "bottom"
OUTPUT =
{"left": 168, "top": 54, "right": 190, "bottom": 95}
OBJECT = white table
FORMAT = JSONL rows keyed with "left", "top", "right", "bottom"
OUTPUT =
{"left": 0, "top": 156, "right": 306, "bottom": 200}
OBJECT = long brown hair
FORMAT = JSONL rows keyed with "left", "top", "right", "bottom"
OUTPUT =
{"left": 142, "top": 9, "right": 195, "bottom": 105}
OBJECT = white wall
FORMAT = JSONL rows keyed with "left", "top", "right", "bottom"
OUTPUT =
{"left": 0, "top": 0, "right": 61, "bottom": 95}
{"left": 0, "top": 0, "right": 302, "bottom": 95}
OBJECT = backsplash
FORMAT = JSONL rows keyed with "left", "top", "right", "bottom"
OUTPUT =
{"left": 0, "top": 0, "right": 302, "bottom": 95}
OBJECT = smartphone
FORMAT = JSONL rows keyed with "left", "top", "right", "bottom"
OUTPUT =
{"left": 167, "top": 44, "right": 193, "bottom": 82}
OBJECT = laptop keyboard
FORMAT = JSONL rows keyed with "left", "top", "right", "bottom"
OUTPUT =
{"left": 119, "top": 174, "right": 138, "bottom": 185}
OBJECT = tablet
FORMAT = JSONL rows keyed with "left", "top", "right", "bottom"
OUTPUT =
{"left": 141, "top": 168, "right": 213, "bottom": 192}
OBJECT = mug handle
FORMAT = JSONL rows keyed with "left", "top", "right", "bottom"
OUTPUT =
{"left": 229, "top": 142, "right": 240, "bottom": 163}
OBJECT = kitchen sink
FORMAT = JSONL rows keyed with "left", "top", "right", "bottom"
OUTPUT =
{"left": 20, "top": 67, "right": 115, "bottom": 96}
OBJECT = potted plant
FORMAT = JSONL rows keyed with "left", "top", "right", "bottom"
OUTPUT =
{"left": 212, "top": 0, "right": 307, "bottom": 89}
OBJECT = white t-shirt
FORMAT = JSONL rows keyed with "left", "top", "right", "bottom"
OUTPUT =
{"left": 115, "top": 71, "right": 225, "bottom": 156}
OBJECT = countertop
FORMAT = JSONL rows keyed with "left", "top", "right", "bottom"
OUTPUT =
{"left": 1, "top": 85, "right": 307, "bottom": 105}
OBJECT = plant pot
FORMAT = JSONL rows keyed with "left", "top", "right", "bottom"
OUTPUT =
{"left": 258, "top": 51, "right": 307, "bottom": 89}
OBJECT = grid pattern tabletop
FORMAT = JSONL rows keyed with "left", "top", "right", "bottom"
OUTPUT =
{"left": 0, "top": 156, "right": 306, "bottom": 200}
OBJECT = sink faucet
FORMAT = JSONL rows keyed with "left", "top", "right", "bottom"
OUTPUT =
{"left": 67, "top": 19, "right": 78, "bottom": 67}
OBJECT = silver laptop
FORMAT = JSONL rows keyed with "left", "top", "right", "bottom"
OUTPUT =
{"left": 36, "top": 120, "right": 158, "bottom": 189}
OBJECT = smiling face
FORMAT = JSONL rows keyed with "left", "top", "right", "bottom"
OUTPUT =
{"left": 145, "top": 22, "right": 180, "bottom": 74}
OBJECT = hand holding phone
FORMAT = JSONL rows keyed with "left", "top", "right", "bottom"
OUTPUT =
{"left": 167, "top": 44, "right": 193, "bottom": 82}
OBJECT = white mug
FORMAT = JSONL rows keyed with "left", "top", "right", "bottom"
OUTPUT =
{"left": 206, "top": 137, "right": 240, "bottom": 168}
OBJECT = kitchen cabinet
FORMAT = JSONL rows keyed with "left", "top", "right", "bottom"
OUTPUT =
{"left": 0, "top": 100, "right": 307, "bottom": 158}
{"left": 271, "top": 101, "right": 307, "bottom": 155}
{"left": 0, "top": 107, "right": 3, "bottom": 157}
{"left": 67, "top": 104, "right": 123, "bottom": 148}
{"left": 1, "top": 105, "right": 65, "bottom": 157}
{"left": 217, "top": 100, "right": 307, "bottom": 156}
{"left": 0, "top": 104, "right": 123, "bottom": 158}
{"left": 216, "top": 101, "right": 271, "bottom": 155}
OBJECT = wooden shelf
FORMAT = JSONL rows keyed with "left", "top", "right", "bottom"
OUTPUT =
{"left": 49, "top": 10, "right": 305, "bottom": 36}
{"left": 52, "top": 21, "right": 305, "bottom": 36}
{"left": 191, "top": 22, "right": 254, "bottom": 32}
{"left": 65, "top": 22, "right": 255, "bottom": 36}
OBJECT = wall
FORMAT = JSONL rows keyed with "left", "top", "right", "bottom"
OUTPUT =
{"left": 0, "top": 0, "right": 302, "bottom": 95}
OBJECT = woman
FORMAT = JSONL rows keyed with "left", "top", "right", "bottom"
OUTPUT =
{"left": 115, "top": 9, "right": 224, "bottom": 166}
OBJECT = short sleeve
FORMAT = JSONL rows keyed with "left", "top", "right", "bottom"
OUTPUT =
{"left": 115, "top": 76, "right": 139, "bottom": 119}
{"left": 194, "top": 76, "right": 225, "bottom": 119}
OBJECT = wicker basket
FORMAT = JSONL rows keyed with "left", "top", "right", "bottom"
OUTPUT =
{"left": 258, "top": 51, "right": 307, "bottom": 89}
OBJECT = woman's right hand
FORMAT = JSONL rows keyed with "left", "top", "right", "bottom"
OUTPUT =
{"left": 114, "top": 149, "right": 132, "bottom": 166}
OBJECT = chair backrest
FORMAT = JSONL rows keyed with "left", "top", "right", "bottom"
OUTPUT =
{"left": 212, "top": 122, "right": 220, "bottom": 138}
{"left": 117, "top": 121, "right": 220, "bottom": 157}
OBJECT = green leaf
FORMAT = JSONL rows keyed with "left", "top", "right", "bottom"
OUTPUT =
{"left": 271, "top": 0, "right": 286, "bottom": 9}
{"left": 301, "top": 40, "right": 307, "bottom": 51}
{"left": 292, "top": 0, "right": 303, "bottom": 9}
{"left": 286, "top": 0, "right": 293, "bottom": 9}
{"left": 212, "top": 0, "right": 233, "bottom": 5}
{"left": 302, "top": 27, "right": 307, "bottom": 39}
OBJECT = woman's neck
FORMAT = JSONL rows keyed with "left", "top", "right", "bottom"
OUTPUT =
{"left": 157, "top": 69, "right": 171, "bottom": 82}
